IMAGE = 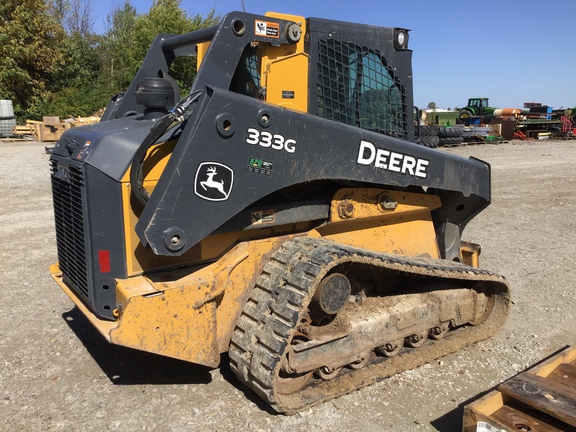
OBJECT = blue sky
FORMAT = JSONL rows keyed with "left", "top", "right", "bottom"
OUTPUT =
{"left": 91, "top": 0, "right": 576, "bottom": 110}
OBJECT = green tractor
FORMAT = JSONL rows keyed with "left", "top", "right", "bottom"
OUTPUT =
{"left": 458, "top": 98, "right": 497, "bottom": 123}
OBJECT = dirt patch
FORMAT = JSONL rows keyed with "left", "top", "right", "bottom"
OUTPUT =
{"left": 1, "top": 139, "right": 575, "bottom": 431}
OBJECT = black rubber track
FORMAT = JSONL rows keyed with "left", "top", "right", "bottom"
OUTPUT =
{"left": 228, "top": 237, "right": 510, "bottom": 414}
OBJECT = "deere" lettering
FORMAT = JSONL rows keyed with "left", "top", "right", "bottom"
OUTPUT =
{"left": 356, "top": 140, "right": 429, "bottom": 179}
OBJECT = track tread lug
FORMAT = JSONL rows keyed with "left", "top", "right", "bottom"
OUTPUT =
{"left": 228, "top": 236, "right": 510, "bottom": 414}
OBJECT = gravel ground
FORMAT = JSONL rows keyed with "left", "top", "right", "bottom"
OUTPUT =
{"left": 1, "top": 139, "right": 575, "bottom": 431}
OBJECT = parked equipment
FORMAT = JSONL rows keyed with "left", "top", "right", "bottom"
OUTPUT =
{"left": 516, "top": 103, "right": 574, "bottom": 139}
{"left": 458, "top": 98, "right": 522, "bottom": 125}
{"left": 49, "top": 12, "right": 510, "bottom": 414}
{"left": 458, "top": 98, "right": 498, "bottom": 121}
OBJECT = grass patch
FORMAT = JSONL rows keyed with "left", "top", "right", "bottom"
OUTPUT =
{"left": 423, "top": 111, "right": 459, "bottom": 126}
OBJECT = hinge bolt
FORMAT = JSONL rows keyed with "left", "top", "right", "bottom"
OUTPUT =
{"left": 338, "top": 200, "right": 355, "bottom": 219}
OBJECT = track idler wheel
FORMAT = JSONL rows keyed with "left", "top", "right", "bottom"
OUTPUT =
{"left": 470, "top": 282, "right": 495, "bottom": 325}
{"left": 430, "top": 322, "right": 450, "bottom": 340}
{"left": 406, "top": 330, "right": 428, "bottom": 348}
{"left": 277, "top": 370, "right": 313, "bottom": 395}
{"left": 315, "top": 366, "right": 342, "bottom": 380}
{"left": 377, "top": 339, "right": 404, "bottom": 357}
{"left": 277, "top": 334, "right": 313, "bottom": 395}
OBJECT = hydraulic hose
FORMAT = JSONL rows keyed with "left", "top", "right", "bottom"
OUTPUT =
{"left": 129, "top": 91, "right": 202, "bottom": 207}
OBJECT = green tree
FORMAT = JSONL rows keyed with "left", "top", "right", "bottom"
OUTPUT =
{"left": 32, "top": 31, "right": 111, "bottom": 118}
{"left": 103, "top": 1, "right": 139, "bottom": 92}
{"left": 103, "top": 0, "right": 219, "bottom": 96}
{"left": 29, "top": 0, "right": 111, "bottom": 118}
{"left": 427, "top": 102, "right": 437, "bottom": 110}
{"left": 0, "top": 0, "right": 64, "bottom": 118}
{"left": 1, "top": 0, "right": 221, "bottom": 120}
{"left": 133, "top": 0, "right": 219, "bottom": 93}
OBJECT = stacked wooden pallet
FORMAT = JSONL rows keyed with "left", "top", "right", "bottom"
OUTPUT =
{"left": 11, "top": 116, "right": 100, "bottom": 142}
{"left": 31, "top": 117, "right": 72, "bottom": 142}
{"left": 12, "top": 124, "right": 35, "bottom": 136}
{"left": 463, "top": 346, "right": 576, "bottom": 431}
{"left": 74, "top": 116, "right": 101, "bottom": 125}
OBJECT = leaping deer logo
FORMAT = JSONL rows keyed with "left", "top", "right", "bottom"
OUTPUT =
{"left": 200, "top": 166, "right": 229, "bottom": 199}
{"left": 194, "top": 162, "right": 234, "bottom": 201}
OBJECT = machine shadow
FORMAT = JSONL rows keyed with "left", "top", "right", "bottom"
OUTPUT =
{"left": 430, "top": 404, "right": 465, "bottom": 431}
{"left": 62, "top": 307, "right": 212, "bottom": 386}
{"left": 430, "top": 388, "right": 493, "bottom": 432}
{"left": 218, "top": 354, "right": 281, "bottom": 415}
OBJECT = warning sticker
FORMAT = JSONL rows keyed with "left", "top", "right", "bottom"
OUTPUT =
{"left": 247, "top": 157, "right": 273, "bottom": 176}
{"left": 255, "top": 20, "right": 280, "bottom": 38}
{"left": 76, "top": 140, "right": 92, "bottom": 160}
{"left": 251, "top": 209, "right": 276, "bottom": 226}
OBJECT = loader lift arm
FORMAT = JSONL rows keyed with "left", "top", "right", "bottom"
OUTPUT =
{"left": 105, "top": 12, "right": 493, "bottom": 260}
{"left": 135, "top": 86, "right": 492, "bottom": 258}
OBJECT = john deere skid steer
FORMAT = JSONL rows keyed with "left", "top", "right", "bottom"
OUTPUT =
{"left": 49, "top": 12, "right": 509, "bottom": 414}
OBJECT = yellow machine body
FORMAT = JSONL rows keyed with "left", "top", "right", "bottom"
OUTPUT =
{"left": 52, "top": 182, "right": 467, "bottom": 367}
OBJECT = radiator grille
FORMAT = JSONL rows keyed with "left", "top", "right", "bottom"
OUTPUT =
{"left": 317, "top": 39, "right": 408, "bottom": 138}
{"left": 50, "top": 159, "right": 89, "bottom": 299}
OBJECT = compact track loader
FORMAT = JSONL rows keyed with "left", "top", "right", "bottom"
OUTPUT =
{"left": 49, "top": 12, "right": 510, "bottom": 414}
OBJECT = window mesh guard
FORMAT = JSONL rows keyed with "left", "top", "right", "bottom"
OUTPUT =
{"left": 317, "top": 39, "right": 407, "bottom": 138}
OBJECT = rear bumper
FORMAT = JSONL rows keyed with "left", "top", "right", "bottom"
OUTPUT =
{"left": 50, "top": 263, "right": 117, "bottom": 340}
{"left": 50, "top": 261, "right": 221, "bottom": 367}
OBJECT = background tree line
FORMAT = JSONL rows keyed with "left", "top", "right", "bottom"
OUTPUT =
{"left": 0, "top": 0, "right": 218, "bottom": 120}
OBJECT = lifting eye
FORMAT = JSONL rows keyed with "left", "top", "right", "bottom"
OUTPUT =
{"left": 232, "top": 19, "right": 245, "bottom": 36}
{"left": 215, "top": 113, "right": 235, "bottom": 138}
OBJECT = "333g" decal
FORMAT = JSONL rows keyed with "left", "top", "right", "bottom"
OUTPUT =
{"left": 245, "top": 128, "right": 296, "bottom": 153}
